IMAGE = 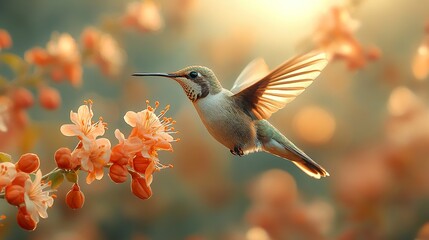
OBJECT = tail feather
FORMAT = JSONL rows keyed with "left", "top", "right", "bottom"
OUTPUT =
{"left": 256, "top": 119, "right": 329, "bottom": 179}
{"left": 292, "top": 159, "right": 329, "bottom": 179}
{"left": 262, "top": 137, "right": 330, "bottom": 179}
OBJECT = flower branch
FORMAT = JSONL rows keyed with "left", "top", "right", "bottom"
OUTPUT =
{"left": 0, "top": 100, "right": 178, "bottom": 230}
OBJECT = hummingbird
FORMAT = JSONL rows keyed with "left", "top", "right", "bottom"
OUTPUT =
{"left": 133, "top": 51, "right": 329, "bottom": 179}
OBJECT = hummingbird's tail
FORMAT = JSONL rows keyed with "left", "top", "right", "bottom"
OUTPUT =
{"left": 262, "top": 132, "right": 329, "bottom": 179}
{"left": 263, "top": 139, "right": 329, "bottom": 179}
{"left": 291, "top": 157, "right": 329, "bottom": 179}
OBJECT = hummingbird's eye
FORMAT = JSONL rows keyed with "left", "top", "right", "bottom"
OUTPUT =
{"left": 189, "top": 71, "right": 199, "bottom": 79}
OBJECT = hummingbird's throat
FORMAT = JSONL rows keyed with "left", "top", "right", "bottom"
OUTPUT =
{"left": 177, "top": 80, "right": 209, "bottom": 102}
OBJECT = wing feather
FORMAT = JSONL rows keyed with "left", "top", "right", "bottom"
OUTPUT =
{"left": 230, "top": 58, "right": 270, "bottom": 93}
{"left": 232, "top": 51, "right": 328, "bottom": 119}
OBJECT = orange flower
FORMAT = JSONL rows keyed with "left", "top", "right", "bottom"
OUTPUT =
{"left": 73, "top": 137, "right": 111, "bottom": 184}
{"left": 23, "top": 170, "right": 54, "bottom": 224}
{"left": 81, "top": 27, "right": 125, "bottom": 76}
{"left": 313, "top": 6, "right": 378, "bottom": 70}
{"left": 60, "top": 100, "right": 106, "bottom": 140}
{"left": 25, "top": 33, "right": 82, "bottom": 87}
{"left": 123, "top": 102, "right": 175, "bottom": 183}
{"left": 0, "top": 29, "right": 12, "bottom": 50}
{"left": 122, "top": 0, "right": 164, "bottom": 33}
{"left": 110, "top": 129, "right": 143, "bottom": 165}
{"left": 108, "top": 101, "right": 176, "bottom": 195}
{"left": 124, "top": 103, "right": 174, "bottom": 153}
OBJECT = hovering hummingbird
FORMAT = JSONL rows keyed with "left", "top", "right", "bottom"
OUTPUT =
{"left": 133, "top": 51, "right": 329, "bottom": 179}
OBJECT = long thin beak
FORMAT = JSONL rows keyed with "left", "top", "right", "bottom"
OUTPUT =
{"left": 132, "top": 72, "right": 179, "bottom": 78}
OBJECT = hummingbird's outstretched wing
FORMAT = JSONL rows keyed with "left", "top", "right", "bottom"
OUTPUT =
{"left": 231, "top": 51, "right": 328, "bottom": 120}
{"left": 230, "top": 58, "right": 270, "bottom": 93}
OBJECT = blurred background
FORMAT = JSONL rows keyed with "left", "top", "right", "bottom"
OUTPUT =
{"left": 1, "top": 0, "right": 429, "bottom": 239}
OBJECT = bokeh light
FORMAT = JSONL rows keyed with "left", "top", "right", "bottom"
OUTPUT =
{"left": 292, "top": 105, "right": 336, "bottom": 145}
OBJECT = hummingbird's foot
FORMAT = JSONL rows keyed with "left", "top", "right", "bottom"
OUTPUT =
{"left": 231, "top": 146, "right": 244, "bottom": 156}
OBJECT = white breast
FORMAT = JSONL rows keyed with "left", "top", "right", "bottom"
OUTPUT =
{"left": 193, "top": 89, "right": 257, "bottom": 151}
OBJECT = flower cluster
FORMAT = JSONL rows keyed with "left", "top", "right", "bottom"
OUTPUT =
{"left": 109, "top": 101, "right": 177, "bottom": 199}
{"left": 0, "top": 0, "right": 168, "bottom": 135}
{"left": 0, "top": 100, "right": 177, "bottom": 231}
{"left": 59, "top": 100, "right": 110, "bottom": 184}
{"left": 25, "top": 33, "right": 82, "bottom": 87}
{"left": 122, "top": 0, "right": 164, "bottom": 33}
{"left": 57, "top": 100, "right": 176, "bottom": 200}
{"left": 0, "top": 153, "right": 54, "bottom": 230}
{"left": 80, "top": 27, "right": 126, "bottom": 77}
{"left": 313, "top": 6, "right": 380, "bottom": 70}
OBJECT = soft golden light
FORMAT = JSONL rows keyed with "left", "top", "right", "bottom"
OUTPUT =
{"left": 292, "top": 105, "right": 336, "bottom": 145}
{"left": 412, "top": 43, "right": 429, "bottom": 80}
{"left": 387, "top": 86, "right": 419, "bottom": 116}
{"left": 246, "top": 227, "right": 271, "bottom": 240}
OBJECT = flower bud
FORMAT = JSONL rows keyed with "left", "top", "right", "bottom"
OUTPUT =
{"left": 54, "top": 147, "right": 75, "bottom": 169}
{"left": 109, "top": 163, "right": 128, "bottom": 183}
{"left": 130, "top": 173, "right": 152, "bottom": 200}
{"left": 16, "top": 153, "right": 40, "bottom": 173}
{"left": 39, "top": 86, "right": 61, "bottom": 110}
{"left": 15, "top": 109, "right": 29, "bottom": 127}
{"left": 81, "top": 27, "right": 97, "bottom": 50}
{"left": 66, "top": 183, "right": 85, "bottom": 210}
{"left": 110, "top": 145, "right": 129, "bottom": 165}
{"left": 17, "top": 206, "right": 37, "bottom": 231}
{"left": 366, "top": 46, "right": 381, "bottom": 61}
{"left": 132, "top": 155, "right": 151, "bottom": 174}
{"left": 5, "top": 184, "right": 25, "bottom": 206}
{"left": 0, "top": 29, "right": 12, "bottom": 50}
{"left": 12, "top": 88, "right": 34, "bottom": 109}
{"left": 12, "top": 172, "right": 30, "bottom": 187}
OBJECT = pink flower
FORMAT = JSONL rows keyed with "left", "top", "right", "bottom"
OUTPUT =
{"left": 313, "top": 6, "right": 379, "bottom": 70}
{"left": 25, "top": 33, "right": 82, "bottom": 87}
{"left": 108, "top": 101, "right": 176, "bottom": 193}
{"left": 0, "top": 96, "right": 12, "bottom": 132}
{"left": 60, "top": 100, "right": 106, "bottom": 139}
{"left": 124, "top": 104, "right": 174, "bottom": 154}
{"left": 122, "top": 0, "right": 164, "bottom": 33}
{"left": 81, "top": 27, "right": 126, "bottom": 76}
{"left": 23, "top": 170, "right": 54, "bottom": 224}
{"left": 0, "top": 162, "right": 17, "bottom": 188}
{"left": 110, "top": 129, "right": 143, "bottom": 165}
{"left": 73, "top": 137, "right": 111, "bottom": 184}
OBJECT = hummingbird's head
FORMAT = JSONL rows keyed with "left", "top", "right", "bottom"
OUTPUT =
{"left": 133, "top": 66, "right": 223, "bottom": 102}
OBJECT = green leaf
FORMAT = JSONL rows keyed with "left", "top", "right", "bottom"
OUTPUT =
{"left": 0, "top": 152, "right": 12, "bottom": 163}
{"left": 64, "top": 171, "right": 78, "bottom": 183}
{"left": 0, "top": 53, "right": 27, "bottom": 74}
{"left": 48, "top": 171, "right": 64, "bottom": 189}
